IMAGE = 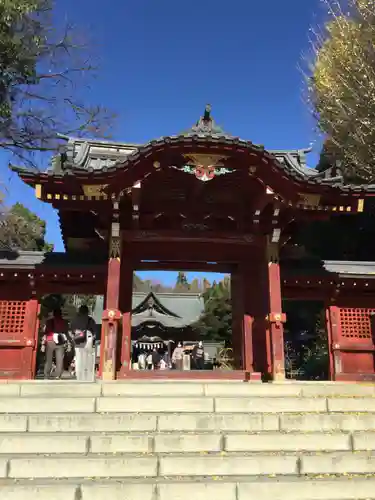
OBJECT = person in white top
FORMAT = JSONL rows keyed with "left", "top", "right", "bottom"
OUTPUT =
{"left": 71, "top": 305, "right": 97, "bottom": 382}
{"left": 172, "top": 342, "right": 184, "bottom": 370}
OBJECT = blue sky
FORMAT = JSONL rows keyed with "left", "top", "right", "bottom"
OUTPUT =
{"left": 3, "top": 0, "right": 325, "bottom": 286}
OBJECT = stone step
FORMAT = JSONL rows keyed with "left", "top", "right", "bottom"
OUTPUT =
{"left": 3, "top": 395, "right": 375, "bottom": 413}
{"left": 2, "top": 380, "right": 375, "bottom": 398}
{"left": 2, "top": 411, "right": 375, "bottom": 433}
{"left": 2, "top": 452, "right": 375, "bottom": 478}
{"left": 2, "top": 478, "right": 375, "bottom": 500}
{"left": 2, "top": 430, "right": 373, "bottom": 454}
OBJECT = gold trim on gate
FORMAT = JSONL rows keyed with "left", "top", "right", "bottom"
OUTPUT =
{"left": 298, "top": 193, "right": 321, "bottom": 207}
{"left": 82, "top": 184, "right": 109, "bottom": 200}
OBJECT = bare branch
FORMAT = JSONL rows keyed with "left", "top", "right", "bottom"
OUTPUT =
{"left": 0, "top": 0, "right": 115, "bottom": 169}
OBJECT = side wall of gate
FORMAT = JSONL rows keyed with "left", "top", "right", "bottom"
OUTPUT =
{"left": 328, "top": 305, "right": 375, "bottom": 381}
{"left": 0, "top": 299, "right": 39, "bottom": 379}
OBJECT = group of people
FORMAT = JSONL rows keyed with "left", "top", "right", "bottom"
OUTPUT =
{"left": 40, "top": 306, "right": 208, "bottom": 378}
{"left": 41, "top": 305, "right": 96, "bottom": 381}
{"left": 133, "top": 341, "right": 206, "bottom": 371}
{"left": 172, "top": 341, "right": 205, "bottom": 370}
{"left": 135, "top": 349, "right": 171, "bottom": 370}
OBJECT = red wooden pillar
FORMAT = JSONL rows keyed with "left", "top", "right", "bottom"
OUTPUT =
{"left": 325, "top": 305, "right": 337, "bottom": 380}
{"left": 266, "top": 239, "right": 286, "bottom": 381}
{"left": 100, "top": 257, "right": 121, "bottom": 381}
{"left": 240, "top": 256, "right": 267, "bottom": 380}
{"left": 118, "top": 254, "right": 133, "bottom": 377}
{"left": 100, "top": 211, "right": 122, "bottom": 380}
{"left": 231, "top": 270, "right": 244, "bottom": 369}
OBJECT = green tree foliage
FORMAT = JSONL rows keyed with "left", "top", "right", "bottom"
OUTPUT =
{"left": 284, "top": 302, "right": 329, "bottom": 380}
{"left": 174, "top": 271, "right": 190, "bottom": 292}
{"left": 309, "top": 0, "right": 375, "bottom": 180}
{"left": 0, "top": 202, "right": 53, "bottom": 250}
{"left": 0, "top": 0, "right": 113, "bottom": 164}
{"left": 194, "top": 277, "right": 232, "bottom": 342}
{"left": 68, "top": 294, "right": 96, "bottom": 316}
{"left": 39, "top": 294, "right": 75, "bottom": 321}
{"left": 315, "top": 140, "right": 336, "bottom": 173}
{"left": 189, "top": 278, "right": 201, "bottom": 293}
{"left": 39, "top": 293, "right": 96, "bottom": 323}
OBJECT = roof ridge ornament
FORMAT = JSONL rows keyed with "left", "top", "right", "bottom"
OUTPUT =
{"left": 187, "top": 104, "right": 228, "bottom": 136}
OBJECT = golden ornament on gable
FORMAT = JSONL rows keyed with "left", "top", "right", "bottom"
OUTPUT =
{"left": 298, "top": 193, "right": 321, "bottom": 207}
{"left": 248, "top": 166, "right": 257, "bottom": 175}
{"left": 183, "top": 153, "right": 227, "bottom": 168}
{"left": 82, "top": 184, "right": 109, "bottom": 199}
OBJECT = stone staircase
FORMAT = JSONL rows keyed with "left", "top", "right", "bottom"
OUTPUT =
{"left": 1, "top": 381, "right": 375, "bottom": 499}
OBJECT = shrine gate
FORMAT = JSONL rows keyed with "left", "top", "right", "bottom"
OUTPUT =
{"left": 3, "top": 106, "right": 375, "bottom": 381}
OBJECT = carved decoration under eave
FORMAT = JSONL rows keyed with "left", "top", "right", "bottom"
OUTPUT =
{"left": 170, "top": 153, "right": 232, "bottom": 182}
{"left": 110, "top": 237, "right": 121, "bottom": 259}
{"left": 182, "top": 223, "right": 209, "bottom": 231}
{"left": 109, "top": 221, "right": 121, "bottom": 259}
{"left": 298, "top": 193, "right": 321, "bottom": 207}
{"left": 248, "top": 166, "right": 257, "bottom": 176}
{"left": 82, "top": 184, "right": 109, "bottom": 200}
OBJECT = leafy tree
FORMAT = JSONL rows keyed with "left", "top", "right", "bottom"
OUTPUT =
{"left": 308, "top": 0, "right": 375, "bottom": 180}
{"left": 193, "top": 277, "right": 232, "bottom": 342}
{"left": 0, "top": 0, "right": 113, "bottom": 165}
{"left": 174, "top": 271, "right": 190, "bottom": 292}
{"left": 68, "top": 294, "right": 96, "bottom": 315}
{"left": 315, "top": 140, "right": 336, "bottom": 173}
{"left": 0, "top": 202, "right": 53, "bottom": 250}
{"left": 190, "top": 278, "right": 201, "bottom": 293}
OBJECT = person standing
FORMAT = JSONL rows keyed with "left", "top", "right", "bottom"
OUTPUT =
{"left": 192, "top": 341, "right": 205, "bottom": 370}
{"left": 172, "top": 342, "right": 184, "bottom": 370}
{"left": 71, "top": 305, "right": 97, "bottom": 382}
{"left": 42, "top": 308, "right": 69, "bottom": 379}
{"left": 152, "top": 348, "right": 161, "bottom": 370}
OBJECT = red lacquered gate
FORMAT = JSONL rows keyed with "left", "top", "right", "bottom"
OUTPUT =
{"left": 0, "top": 299, "right": 39, "bottom": 379}
{"left": 328, "top": 306, "right": 375, "bottom": 381}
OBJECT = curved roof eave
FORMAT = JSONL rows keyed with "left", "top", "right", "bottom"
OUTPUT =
{"left": 10, "top": 133, "right": 375, "bottom": 194}
{"left": 27, "top": 134, "right": 319, "bottom": 192}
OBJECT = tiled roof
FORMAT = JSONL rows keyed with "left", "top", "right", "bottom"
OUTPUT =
{"left": 92, "top": 292, "right": 204, "bottom": 327}
{"left": 10, "top": 136, "right": 317, "bottom": 185}
{"left": 0, "top": 250, "right": 105, "bottom": 269}
{"left": 323, "top": 260, "right": 375, "bottom": 276}
{"left": 12, "top": 106, "right": 370, "bottom": 191}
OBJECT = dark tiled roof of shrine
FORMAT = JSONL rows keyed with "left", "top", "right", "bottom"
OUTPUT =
{"left": 10, "top": 135, "right": 317, "bottom": 184}
{"left": 12, "top": 105, "right": 372, "bottom": 190}
{"left": 92, "top": 292, "right": 204, "bottom": 328}
{"left": 0, "top": 250, "right": 105, "bottom": 269}
{"left": 323, "top": 261, "right": 375, "bottom": 276}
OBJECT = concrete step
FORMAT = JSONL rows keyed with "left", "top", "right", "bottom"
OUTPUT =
{"left": 2, "top": 478, "right": 375, "bottom": 500}
{"left": 2, "top": 430, "right": 373, "bottom": 454}
{"left": 1, "top": 380, "right": 375, "bottom": 498}
{"left": 3, "top": 394, "right": 375, "bottom": 413}
{"left": 2, "top": 451, "right": 375, "bottom": 478}
{"left": 2, "top": 411, "right": 375, "bottom": 433}
{"left": 2, "top": 380, "right": 375, "bottom": 398}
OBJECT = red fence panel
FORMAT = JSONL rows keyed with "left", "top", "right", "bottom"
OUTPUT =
{"left": 0, "top": 300, "right": 39, "bottom": 379}
{"left": 329, "top": 306, "right": 375, "bottom": 381}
